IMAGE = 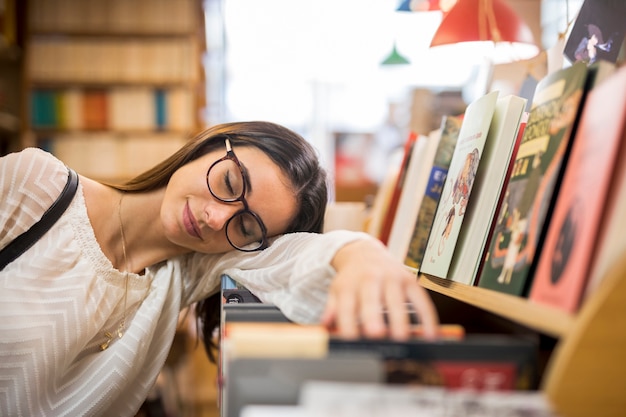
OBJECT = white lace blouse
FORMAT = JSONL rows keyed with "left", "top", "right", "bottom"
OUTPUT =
{"left": 0, "top": 148, "right": 370, "bottom": 416}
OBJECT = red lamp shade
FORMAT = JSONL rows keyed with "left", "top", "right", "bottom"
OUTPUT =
{"left": 430, "top": 0, "right": 539, "bottom": 63}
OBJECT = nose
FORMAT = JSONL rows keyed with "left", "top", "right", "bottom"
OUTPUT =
{"left": 204, "top": 200, "right": 241, "bottom": 231}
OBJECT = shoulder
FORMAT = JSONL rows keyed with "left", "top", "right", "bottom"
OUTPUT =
{"left": 1, "top": 148, "right": 71, "bottom": 240}
{"left": 1, "top": 147, "right": 69, "bottom": 202}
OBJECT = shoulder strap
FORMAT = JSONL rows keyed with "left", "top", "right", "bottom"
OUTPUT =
{"left": 0, "top": 167, "right": 79, "bottom": 271}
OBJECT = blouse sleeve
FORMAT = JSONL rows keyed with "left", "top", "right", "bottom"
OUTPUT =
{"left": 182, "top": 230, "right": 376, "bottom": 323}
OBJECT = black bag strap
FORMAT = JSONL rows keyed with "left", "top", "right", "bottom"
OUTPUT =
{"left": 0, "top": 167, "right": 79, "bottom": 271}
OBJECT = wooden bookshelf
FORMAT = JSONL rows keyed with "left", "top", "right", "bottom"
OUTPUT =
{"left": 22, "top": 0, "right": 205, "bottom": 182}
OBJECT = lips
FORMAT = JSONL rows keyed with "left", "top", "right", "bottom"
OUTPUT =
{"left": 183, "top": 202, "right": 202, "bottom": 239}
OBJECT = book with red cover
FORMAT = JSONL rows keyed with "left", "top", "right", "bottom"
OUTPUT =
{"left": 378, "top": 132, "right": 419, "bottom": 244}
{"left": 529, "top": 66, "right": 626, "bottom": 313}
{"left": 82, "top": 89, "right": 108, "bottom": 130}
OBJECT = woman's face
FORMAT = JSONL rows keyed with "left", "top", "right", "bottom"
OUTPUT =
{"left": 161, "top": 142, "right": 299, "bottom": 254}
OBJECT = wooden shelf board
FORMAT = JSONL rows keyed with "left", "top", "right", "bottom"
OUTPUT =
{"left": 418, "top": 274, "right": 575, "bottom": 338}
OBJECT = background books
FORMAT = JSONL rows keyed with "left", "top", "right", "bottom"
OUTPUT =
{"left": 28, "top": 37, "right": 199, "bottom": 84}
{"left": 478, "top": 62, "right": 591, "bottom": 296}
{"left": 30, "top": 87, "right": 195, "bottom": 132}
{"left": 47, "top": 132, "right": 189, "bottom": 181}
{"left": 24, "top": 0, "right": 203, "bottom": 184}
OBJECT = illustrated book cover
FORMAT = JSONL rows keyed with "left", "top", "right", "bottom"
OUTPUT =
{"left": 529, "top": 66, "right": 626, "bottom": 313}
{"left": 563, "top": 0, "right": 626, "bottom": 66}
{"left": 420, "top": 90, "right": 500, "bottom": 279}
{"left": 404, "top": 115, "right": 463, "bottom": 270}
{"left": 447, "top": 95, "right": 527, "bottom": 286}
{"left": 478, "top": 62, "right": 591, "bottom": 296}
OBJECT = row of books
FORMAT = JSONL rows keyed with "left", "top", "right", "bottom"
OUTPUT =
{"left": 240, "top": 381, "right": 556, "bottom": 417}
{"left": 218, "top": 279, "right": 551, "bottom": 417}
{"left": 28, "top": 0, "right": 198, "bottom": 34}
{"left": 27, "top": 38, "right": 199, "bottom": 84}
{"left": 44, "top": 132, "right": 189, "bottom": 181}
{"left": 31, "top": 88, "right": 195, "bottom": 132}
{"left": 373, "top": 60, "right": 626, "bottom": 315}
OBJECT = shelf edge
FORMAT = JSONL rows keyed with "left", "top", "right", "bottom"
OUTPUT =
{"left": 417, "top": 273, "right": 574, "bottom": 338}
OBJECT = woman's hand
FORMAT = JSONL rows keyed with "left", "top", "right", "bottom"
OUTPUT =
{"left": 321, "top": 238, "right": 439, "bottom": 341}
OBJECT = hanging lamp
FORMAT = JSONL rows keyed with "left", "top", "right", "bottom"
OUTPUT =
{"left": 429, "top": 0, "right": 539, "bottom": 64}
{"left": 381, "top": 42, "right": 411, "bottom": 65}
{"left": 397, "top": 0, "right": 457, "bottom": 13}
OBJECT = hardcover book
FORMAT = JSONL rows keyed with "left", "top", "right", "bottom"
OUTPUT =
{"left": 387, "top": 128, "right": 440, "bottom": 261}
{"left": 529, "top": 66, "right": 626, "bottom": 313}
{"left": 420, "top": 90, "right": 500, "bottom": 279}
{"left": 378, "top": 132, "right": 419, "bottom": 244}
{"left": 447, "top": 95, "right": 527, "bottom": 286}
{"left": 478, "top": 62, "right": 591, "bottom": 296}
{"left": 404, "top": 115, "right": 463, "bottom": 270}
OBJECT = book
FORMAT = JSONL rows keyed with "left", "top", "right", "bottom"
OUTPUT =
{"left": 327, "top": 333, "right": 539, "bottom": 390}
{"left": 420, "top": 90, "right": 500, "bottom": 279}
{"left": 386, "top": 128, "right": 440, "bottom": 261}
{"left": 226, "top": 356, "right": 383, "bottom": 417}
{"left": 378, "top": 132, "right": 420, "bottom": 244}
{"left": 446, "top": 95, "right": 527, "bottom": 286}
{"left": 294, "top": 381, "right": 558, "bottom": 416}
{"left": 529, "top": 66, "right": 626, "bottom": 313}
{"left": 478, "top": 62, "right": 591, "bottom": 296}
{"left": 563, "top": 0, "right": 626, "bottom": 66}
{"left": 221, "top": 319, "right": 535, "bottom": 388}
{"left": 404, "top": 115, "right": 463, "bottom": 270}
{"left": 82, "top": 89, "right": 108, "bottom": 130}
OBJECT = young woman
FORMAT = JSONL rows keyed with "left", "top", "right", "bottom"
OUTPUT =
{"left": 0, "top": 121, "right": 438, "bottom": 416}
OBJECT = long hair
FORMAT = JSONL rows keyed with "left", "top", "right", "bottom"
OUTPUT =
{"left": 114, "top": 121, "right": 328, "bottom": 362}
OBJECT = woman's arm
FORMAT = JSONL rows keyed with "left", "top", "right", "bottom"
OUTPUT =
{"left": 185, "top": 230, "right": 438, "bottom": 341}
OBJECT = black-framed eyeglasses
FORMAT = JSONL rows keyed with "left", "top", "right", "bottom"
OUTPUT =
{"left": 206, "top": 138, "right": 269, "bottom": 252}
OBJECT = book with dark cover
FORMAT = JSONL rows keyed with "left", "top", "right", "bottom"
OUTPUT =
{"left": 478, "top": 62, "right": 591, "bottom": 296}
{"left": 328, "top": 334, "right": 539, "bottom": 391}
{"left": 563, "top": 0, "right": 626, "bottom": 66}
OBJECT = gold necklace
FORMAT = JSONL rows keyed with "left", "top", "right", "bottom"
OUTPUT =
{"left": 100, "top": 192, "right": 130, "bottom": 351}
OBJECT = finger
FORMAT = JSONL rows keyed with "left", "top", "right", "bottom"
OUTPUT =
{"left": 383, "top": 278, "right": 411, "bottom": 341}
{"left": 332, "top": 277, "right": 360, "bottom": 339}
{"left": 320, "top": 290, "right": 337, "bottom": 330}
{"left": 406, "top": 281, "right": 439, "bottom": 340}
{"left": 359, "top": 274, "right": 386, "bottom": 339}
